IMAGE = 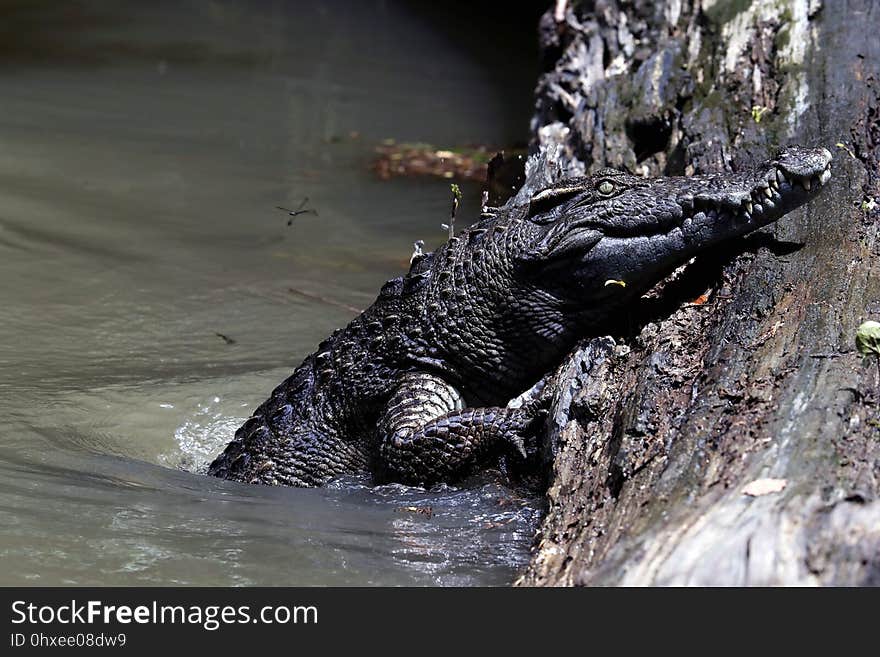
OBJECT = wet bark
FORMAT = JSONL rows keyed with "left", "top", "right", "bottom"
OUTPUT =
{"left": 515, "top": 0, "right": 880, "bottom": 586}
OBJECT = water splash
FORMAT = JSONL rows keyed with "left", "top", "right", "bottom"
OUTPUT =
{"left": 162, "top": 395, "right": 248, "bottom": 473}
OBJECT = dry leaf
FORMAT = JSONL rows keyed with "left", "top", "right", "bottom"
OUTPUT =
{"left": 742, "top": 478, "right": 787, "bottom": 497}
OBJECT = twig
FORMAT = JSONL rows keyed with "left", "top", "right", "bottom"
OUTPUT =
{"left": 441, "top": 184, "right": 462, "bottom": 239}
{"left": 287, "top": 287, "right": 361, "bottom": 314}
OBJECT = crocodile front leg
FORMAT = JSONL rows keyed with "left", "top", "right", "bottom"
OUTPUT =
{"left": 376, "top": 372, "right": 543, "bottom": 486}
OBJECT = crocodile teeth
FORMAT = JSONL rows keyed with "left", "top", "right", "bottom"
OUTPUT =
{"left": 743, "top": 211, "right": 752, "bottom": 222}
{"left": 820, "top": 169, "right": 831, "bottom": 185}
{"left": 776, "top": 169, "right": 787, "bottom": 184}
{"left": 744, "top": 201, "right": 753, "bottom": 214}
{"left": 764, "top": 187, "right": 773, "bottom": 198}
{"left": 769, "top": 178, "right": 779, "bottom": 191}
{"left": 802, "top": 177, "right": 812, "bottom": 192}
{"left": 753, "top": 202, "right": 763, "bottom": 215}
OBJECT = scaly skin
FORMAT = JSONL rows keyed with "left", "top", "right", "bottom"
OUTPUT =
{"left": 208, "top": 146, "right": 832, "bottom": 487}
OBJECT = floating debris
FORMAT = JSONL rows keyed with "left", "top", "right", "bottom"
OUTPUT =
{"left": 395, "top": 505, "right": 433, "bottom": 518}
{"left": 214, "top": 332, "right": 237, "bottom": 345}
{"left": 372, "top": 140, "right": 517, "bottom": 182}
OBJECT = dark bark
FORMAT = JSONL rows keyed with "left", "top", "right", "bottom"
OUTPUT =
{"left": 515, "top": 0, "right": 880, "bottom": 586}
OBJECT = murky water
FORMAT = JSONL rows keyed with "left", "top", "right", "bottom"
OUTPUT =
{"left": 0, "top": 1, "right": 543, "bottom": 585}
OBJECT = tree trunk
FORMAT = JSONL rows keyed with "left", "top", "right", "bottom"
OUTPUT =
{"left": 514, "top": 0, "right": 880, "bottom": 586}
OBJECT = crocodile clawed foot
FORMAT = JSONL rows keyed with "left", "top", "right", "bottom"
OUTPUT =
{"left": 501, "top": 404, "right": 549, "bottom": 463}
{"left": 504, "top": 432, "right": 529, "bottom": 461}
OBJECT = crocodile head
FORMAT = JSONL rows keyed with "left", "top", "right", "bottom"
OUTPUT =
{"left": 517, "top": 146, "right": 832, "bottom": 310}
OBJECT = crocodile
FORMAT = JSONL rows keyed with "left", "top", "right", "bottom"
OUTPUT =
{"left": 208, "top": 146, "right": 832, "bottom": 488}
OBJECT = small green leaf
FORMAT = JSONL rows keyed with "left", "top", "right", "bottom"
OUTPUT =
{"left": 856, "top": 321, "right": 880, "bottom": 357}
{"left": 750, "top": 105, "right": 770, "bottom": 123}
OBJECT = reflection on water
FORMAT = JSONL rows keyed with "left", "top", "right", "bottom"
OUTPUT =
{"left": 0, "top": 0, "right": 543, "bottom": 584}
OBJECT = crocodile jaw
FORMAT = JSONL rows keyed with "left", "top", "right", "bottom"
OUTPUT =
{"left": 678, "top": 146, "right": 833, "bottom": 241}
{"left": 578, "top": 146, "right": 832, "bottom": 298}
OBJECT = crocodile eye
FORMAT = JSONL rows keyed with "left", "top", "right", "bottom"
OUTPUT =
{"left": 597, "top": 180, "right": 615, "bottom": 195}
